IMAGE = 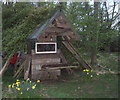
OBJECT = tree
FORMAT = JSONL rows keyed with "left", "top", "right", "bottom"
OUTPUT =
{"left": 65, "top": 1, "right": 119, "bottom": 66}
{"left": 2, "top": 2, "right": 56, "bottom": 55}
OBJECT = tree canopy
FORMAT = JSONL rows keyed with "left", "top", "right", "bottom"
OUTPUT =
{"left": 2, "top": 2, "right": 119, "bottom": 65}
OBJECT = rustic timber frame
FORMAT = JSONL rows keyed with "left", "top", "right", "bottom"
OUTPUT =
{"left": 25, "top": 9, "right": 91, "bottom": 80}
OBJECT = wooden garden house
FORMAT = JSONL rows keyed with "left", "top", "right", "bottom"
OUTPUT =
{"left": 25, "top": 9, "right": 91, "bottom": 80}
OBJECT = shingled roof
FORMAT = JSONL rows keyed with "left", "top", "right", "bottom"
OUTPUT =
{"left": 27, "top": 9, "right": 62, "bottom": 40}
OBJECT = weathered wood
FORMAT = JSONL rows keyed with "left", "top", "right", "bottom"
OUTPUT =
{"left": 24, "top": 55, "right": 31, "bottom": 80}
{"left": 67, "top": 40, "right": 92, "bottom": 69}
{"left": 27, "top": 40, "right": 31, "bottom": 54}
{"left": 45, "top": 66, "right": 78, "bottom": 70}
{"left": 39, "top": 33, "right": 56, "bottom": 42}
{"left": 31, "top": 54, "right": 61, "bottom": 65}
{"left": 13, "top": 60, "right": 26, "bottom": 78}
{"left": 32, "top": 58, "right": 60, "bottom": 65}
{"left": 62, "top": 37, "right": 91, "bottom": 69}
{"left": 31, "top": 68, "right": 61, "bottom": 80}
{"left": 46, "top": 69, "right": 60, "bottom": 79}
{"left": 16, "top": 67, "right": 24, "bottom": 78}
{"left": 42, "top": 63, "right": 78, "bottom": 68}
{"left": 26, "top": 10, "right": 82, "bottom": 80}
{"left": 0, "top": 54, "right": 12, "bottom": 76}
{"left": 14, "top": 52, "right": 26, "bottom": 75}
{"left": 58, "top": 49, "right": 67, "bottom": 64}
{"left": 31, "top": 70, "right": 49, "bottom": 80}
{"left": 63, "top": 41, "right": 88, "bottom": 69}
{"left": 45, "top": 27, "right": 66, "bottom": 33}
{"left": 66, "top": 68, "right": 74, "bottom": 74}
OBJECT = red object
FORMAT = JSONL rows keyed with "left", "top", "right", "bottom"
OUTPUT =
{"left": 10, "top": 55, "right": 17, "bottom": 64}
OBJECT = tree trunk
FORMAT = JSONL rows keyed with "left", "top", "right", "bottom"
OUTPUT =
{"left": 90, "top": 1, "right": 99, "bottom": 66}
{"left": 90, "top": 47, "right": 97, "bottom": 66}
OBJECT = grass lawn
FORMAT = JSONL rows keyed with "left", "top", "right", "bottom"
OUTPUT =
{"left": 2, "top": 52, "right": 119, "bottom": 98}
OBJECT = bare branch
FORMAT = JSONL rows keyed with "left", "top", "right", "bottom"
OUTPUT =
{"left": 104, "top": 2, "right": 109, "bottom": 22}
{"left": 112, "top": 2, "right": 116, "bottom": 20}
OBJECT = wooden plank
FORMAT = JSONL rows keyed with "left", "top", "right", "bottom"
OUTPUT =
{"left": 24, "top": 55, "right": 31, "bottom": 80}
{"left": 39, "top": 33, "right": 56, "bottom": 42}
{"left": 31, "top": 54, "right": 61, "bottom": 65}
{"left": 62, "top": 38, "right": 91, "bottom": 69}
{"left": 14, "top": 52, "right": 26, "bottom": 75}
{"left": 31, "top": 70, "right": 49, "bottom": 80}
{"left": 62, "top": 41, "right": 87, "bottom": 69}
{"left": 16, "top": 67, "right": 24, "bottom": 78}
{"left": 0, "top": 54, "right": 13, "bottom": 76}
{"left": 66, "top": 39, "right": 92, "bottom": 69}
{"left": 58, "top": 50, "right": 67, "bottom": 64}
{"left": 32, "top": 58, "right": 61, "bottom": 65}
{"left": 13, "top": 60, "right": 26, "bottom": 78}
{"left": 46, "top": 69, "right": 61, "bottom": 79}
{"left": 46, "top": 66, "right": 78, "bottom": 70}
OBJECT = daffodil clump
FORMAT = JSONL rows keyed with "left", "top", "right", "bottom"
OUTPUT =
{"left": 8, "top": 78, "right": 41, "bottom": 97}
{"left": 83, "top": 69, "right": 99, "bottom": 78}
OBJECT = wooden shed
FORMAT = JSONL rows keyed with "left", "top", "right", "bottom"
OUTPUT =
{"left": 25, "top": 9, "right": 90, "bottom": 80}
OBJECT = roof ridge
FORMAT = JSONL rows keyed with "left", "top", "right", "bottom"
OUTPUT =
{"left": 27, "top": 9, "right": 61, "bottom": 40}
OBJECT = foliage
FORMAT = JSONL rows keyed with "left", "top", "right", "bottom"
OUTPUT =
{"left": 2, "top": 2, "right": 56, "bottom": 55}
{"left": 65, "top": 2, "right": 119, "bottom": 51}
{"left": 2, "top": 2, "right": 119, "bottom": 65}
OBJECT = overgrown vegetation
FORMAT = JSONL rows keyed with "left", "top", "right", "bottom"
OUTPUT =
{"left": 3, "top": 2, "right": 119, "bottom": 65}
{"left": 2, "top": 2, "right": 57, "bottom": 55}
{"left": 2, "top": 2, "right": 119, "bottom": 99}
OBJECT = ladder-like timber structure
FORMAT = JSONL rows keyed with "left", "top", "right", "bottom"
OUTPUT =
{"left": 62, "top": 36, "right": 92, "bottom": 70}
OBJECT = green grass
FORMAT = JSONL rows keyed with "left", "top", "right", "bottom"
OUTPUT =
{"left": 2, "top": 71, "right": 118, "bottom": 98}
{"left": 78, "top": 48, "right": 119, "bottom": 71}
{"left": 2, "top": 52, "right": 119, "bottom": 98}
{"left": 98, "top": 52, "right": 118, "bottom": 71}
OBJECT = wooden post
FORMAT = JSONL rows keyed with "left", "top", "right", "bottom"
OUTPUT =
{"left": 26, "top": 40, "right": 31, "bottom": 54}
{"left": 24, "top": 55, "right": 31, "bottom": 80}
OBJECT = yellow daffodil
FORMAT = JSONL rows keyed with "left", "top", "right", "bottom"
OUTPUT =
{"left": 90, "top": 75, "right": 93, "bottom": 77}
{"left": 17, "top": 88, "right": 21, "bottom": 91}
{"left": 83, "top": 69, "right": 86, "bottom": 71}
{"left": 86, "top": 70, "right": 89, "bottom": 72}
{"left": 83, "top": 69, "right": 89, "bottom": 72}
{"left": 32, "top": 86, "right": 36, "bottom": 89}
{"left": 27, "top": 78, "right": 30, "bottom": 81}
{"left": 16, "top": 82, "right": 20, "bottom": 85}
{"left": 97, "top": 73, "right": 99, "bottom": 75}
{"left": 20, "top": 92, "right": 23, "bottom": 95}
{"left": 29, "top": 81, "right": 32, "bottom": 83}
{"left": 12, "top": 85, "right": 14, "bottom": 88}
{"left": 8, "top": 85, "right": 11, "bottom": 87}
{"left": 37, "top": 80, "right": 40, "bottom": 83}
{"left": 16, "top": 80, "right": 19, "bottom": 82}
